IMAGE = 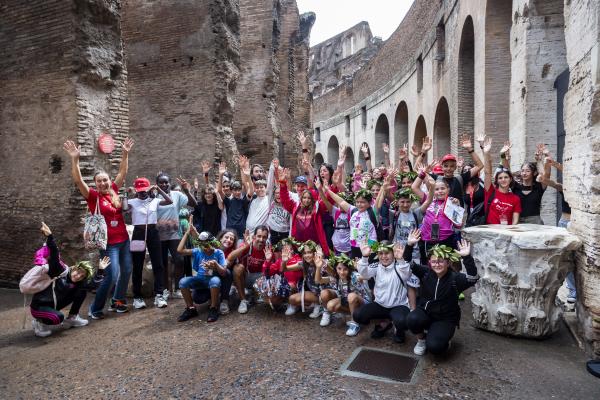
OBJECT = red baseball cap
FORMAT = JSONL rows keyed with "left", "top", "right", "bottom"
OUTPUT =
{"left": 133, "top": 177, "right": 151, "bottom": 192}
{"left": 441, "top": 154, "right": 457, "bottom": 163}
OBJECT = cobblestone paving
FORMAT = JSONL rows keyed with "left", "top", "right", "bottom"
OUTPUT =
{"left": 0, "top": 288, "right": 598, "bottom": 399}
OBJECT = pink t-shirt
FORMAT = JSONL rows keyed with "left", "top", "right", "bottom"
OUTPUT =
{"left": 421, "top": 198, "right": 455, "bottom": 242}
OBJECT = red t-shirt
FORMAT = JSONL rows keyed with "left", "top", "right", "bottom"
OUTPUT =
{"left": 241, "top": 244, "right": 267, "bottom": 273}
{"left": 485, "top": 186, "right": 522, "bottom": 225}
{"left": 261, "top": 255, "right": 303, "bottom": 285}
{"left": 86, "top": 182, "right": 129, "bottom": 245}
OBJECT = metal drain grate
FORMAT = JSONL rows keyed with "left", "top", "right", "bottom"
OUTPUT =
{"left": 340, "top": 347, "right": 420, "bottom": 384}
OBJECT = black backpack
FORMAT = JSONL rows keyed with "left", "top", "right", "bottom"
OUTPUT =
{"left": 465, "top": 189, "right": 495, "bottom": 227}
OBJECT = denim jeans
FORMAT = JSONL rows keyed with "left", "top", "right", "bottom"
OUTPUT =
{"left": 179, "top": 274, "right": 221, "bottom": 290}
{"left": 90, "top": 239, "right": 132, "bottom": 313}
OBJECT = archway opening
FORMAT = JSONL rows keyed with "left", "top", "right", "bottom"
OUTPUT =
{"left": 458, "top": 16, "right": 475, "bottom": 157}
{"left": 327, "top": 136, "right": 339, "bottom": 166}
{"left": 414, "top": 115, "right": 428, "bottom": 162}
{"left": 394, "top": 101, "right": 409, "bottom": 163}
{"left": 374, "top": 114, "right": 390, "bottom": 166}
{"left": 434, "top": 97, "right": 451, "bottom": 157}
{"left": 314, "top": 152, "right": 324, "bottom": 167}
{"left": 344, "top": 147, "right": 355, "bottom": 175}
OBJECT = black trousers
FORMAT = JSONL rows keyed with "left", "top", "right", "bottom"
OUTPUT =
{"left": 407, "top": 307, "right": 456, "bottom": 355}
{"left": 31, "top": 289, "right": 87, "bottom": 325}
{"left": 269, "top": 230, "right": 289, "bottom": 247}
{"left": 353, "top": 302, "right": 410, "bottom": 337}
{"left": 131, "top": 225, "right": 164, "bottom": 297}
{"left": 161, "top": 239, "right": 183, "bottom": 291}
{"left": 220, "top": 269, "right": 233, "bottom": 301}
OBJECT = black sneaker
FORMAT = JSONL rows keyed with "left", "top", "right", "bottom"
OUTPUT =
{"left": 207, "top": 307, "right": 219, "bottom": 323}
{"left": 108, "top": 300, "right": 129, "bottom": 313}
{"left": 370, "top": 322, "right": 392, "bottom": 339}
{"left": 392, "top": 332, "right": 405, "bottom": 344}
{"left": 177, "top": 307, "right": 198, "bottom": 322}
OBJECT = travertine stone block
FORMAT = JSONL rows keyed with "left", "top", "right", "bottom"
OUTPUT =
{"left": 463, "top": 224, "right": 581, "bottom": 338}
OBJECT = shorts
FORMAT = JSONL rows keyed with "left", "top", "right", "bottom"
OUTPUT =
{"left": 179, "top": 275, "right": 221, "bottom": 290}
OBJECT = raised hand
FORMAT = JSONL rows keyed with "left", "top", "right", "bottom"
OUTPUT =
{"left": 218, "top": 161, "right": 227, "bottom": 176}
{"left": 410, "top": 144, "right": 421, "bottom": 157}
{"left": 243, "top": 229, "right": 252, "bottom": 246}
{"left": 176, "top": 176, "right": 190, "bottom": 191}
{"left": 459, "top": 134, "right": 473, "bottom": 151}
{"left": 359, "top": 240, "right": 371, "bottom": 257}
{"left": 298, "top": 131, "right": 307, "bottom": 147}
{"left": 475, "top": 133, "right": 486, "bottom": 147}
{"left": 407, "top": 228, "right": 421, "bottom": 246}
{"left": 314, "top": 246, "right": 324, "bottom": 267}
{"left": 281, "top": 245, "right": 292, "bottom": 263}
{"left": 40, "top": 222, "right": 52, "bottom": 237}
{"left": 239, "top": 155, "right": 250, "bottom": 175}
{"left": 201, "top": 160, "right": 211, "bottom": 174}
{"left": 456, "top": 156, "right": 465, "bottom": 170}
{"left": 193, "top": 177, "right": 199, "bottom": 191}
{"left": 382, "top": 143, "right": 389, "bottom": 154}
{"left": 264, "top": 243, "right": 273, "bottom": 261}
{"left": 272, "top": 158, "right": 280, "bottom": 171}
{"left": 421, "top": 136, "right": 433, "bottom": 153}
{"left": 122, "top": 137, "right": 134, "bottom": 153}
{"left": 99, "top": 256, "right": 111, "bottom": 270}
{"left": 393, "top": 242, "right": 404, "bottom": 260}
{"left": 457, "top": 239, "right": 471, "bottom": 257}
{"left": 282, "top": 167, "right": 291, "bottom": 181}
{"left": 360, "top": 143, "right": 370, "bottom": 156}
{"left": 426, "top": 158, "right": 439, "bottom": 173}
{"left": 500, "top": 140, "right": 512, "bottom": 155}
{"left": 339, "top": 145, "right": 347, "bottom": 161}
{"left": 398, "top": 143, "right": 408, "bottom": 160}
{"left": 63, "top": 140, "right": 81, "bottom": 159}
{"left": 483, "top": 136, "right": 492, "bottom": 153}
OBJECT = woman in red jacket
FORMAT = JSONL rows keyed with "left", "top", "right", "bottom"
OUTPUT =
{"left": 278, "top": 168, "right": 330, "bottom": 256}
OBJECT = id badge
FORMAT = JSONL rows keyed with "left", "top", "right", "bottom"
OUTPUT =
{"left": 431, "top": 222, "right": 440, "bottom": 241}
{"left": 110, "top": 220, "right": 118, "bottom": 228}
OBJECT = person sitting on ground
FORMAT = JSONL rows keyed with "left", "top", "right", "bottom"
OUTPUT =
{"left": 403, "top": 229, "right": 478, "bottom": 356}
{"left": 30, "top": 223, "right": 109, "bottom": 337}
{"left": 316, "top": 254, "right": 371, "bottom": 336}
{"left": 352, "top": 240, "right": 419, "bottom": 344}
{"left": 226, "top": 225, "right": 269, "bottom": 314}
{"left": 176, "top": 226, "right": 227, "bottom": 323}
{"left": 255, "top": 241, "right": 298, "bottom": 310}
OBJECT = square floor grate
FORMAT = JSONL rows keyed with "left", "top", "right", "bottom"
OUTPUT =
{"left": 340, "top": 347, "right": 420, "bottom": 384}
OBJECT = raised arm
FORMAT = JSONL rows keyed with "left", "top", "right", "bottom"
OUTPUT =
{"left": 177, "top": 177, "right": 199, "bottom": 207}
{"left": 482, "top": 135, "right": 493, "bottom": 191}
{"left": 216, "top": 162, "right": 227, "bottom": 199}
{"left": 334, "top": 144, "right": 347, "bottom": 190}
{"left": 177, "top": 229, "right": 194, "bottom": 256}
{"left": 326, "top": 186, "right": 350, "bottom": 213}
{"left": 200, "top": 160, "right": 212, "bottom": 186}
{"left": 360, "top": 143, "right": 373, "bottom": 172}
{"left": 313, "top": 249, "right": 330, "bottom": 285}
{"left": 314, "top": 179, "right": 333, "bottom": 213}
{"left": 114, "top": 137, "right": 134, "bottom": 188}
{"left": 63, "top": 140, "right": 90, "bottom": 199}
{"left": 302, "top": 159, "right": 315, "bottom": 190}
{"left": 278, "top": 169, "right": 297, "bottom": 213}
{"left": 376, "top": 170, "right": 395, "bottom": 211}
{"left": 418, "top": 173, "right": 435, "bottom": 214}
{"left": 266, "top": 159, "right": 277, "bottom": 200}
{"left": 382, "top": 143, "right": 391, "bottom": 168}
{"left": 499, "top": 140, "right": 512, "bottom": 169}
{"left": 460, "top": 134, "right": 483, "bottom": 177}
{"left": 153, "top": 185, "right": 172, "bottom": 205}
{"left": 239, "top": 155, "right": 254, "bottom": 198}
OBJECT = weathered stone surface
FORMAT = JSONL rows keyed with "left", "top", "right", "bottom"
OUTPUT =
{"left": 464, "top": 224, "right": 582, "bottom": 338}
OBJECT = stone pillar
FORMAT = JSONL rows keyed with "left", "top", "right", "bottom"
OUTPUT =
{"left": 463, "top": 224, "right": 581, "bottom": 338}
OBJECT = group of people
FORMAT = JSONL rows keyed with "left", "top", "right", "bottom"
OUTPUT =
{"left": 26, "top": 132, "right": 570, "bottom": 357}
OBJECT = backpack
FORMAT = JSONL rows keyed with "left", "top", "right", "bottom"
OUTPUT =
{"left": 465, "top": 189, "right": 495, "bottom": 227}
{"left": 19, "top": 264, "right": 68, "bottom": 295}
{"left": 350, "top": 207, "right": 385, "bottom": 241}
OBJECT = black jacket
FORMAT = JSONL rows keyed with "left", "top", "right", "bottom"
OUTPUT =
{"left": 30, "top": 235, "right": 104, "bottom": 309}
{"left": 403, "top": 244, "right": 479, "bottom": 325}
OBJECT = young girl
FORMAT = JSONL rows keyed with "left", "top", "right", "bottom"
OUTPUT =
{"left": 30, "top": 223, "right": 109, "bottom": 337}
{"left": 403, "top": 229, "right": 478, "bottom": 356}
{"left": 63, "top": 138, "right": 133, "bottom": 318}
{"left": 128, "top": 177, "right": 172, "bottom": 310}
{"left": 353, "top": 240, "right": 419, "bottom": 343}
{"left": 283, "top": 241, "right": 326, "bottom": 318}
{"left": 482, "top": 136, "right": 522, "bottom": 225}
{"left": 255, "top": 241, "right": 298, "bottom": 310}
{"left": 267, "top": 160, "right": 291, "bottom": 246}
{"left": 216, "top": 229, "right": 238, "bottom": 314}
{"left": 316, "top": 254, "right": 371, "bottom": 336}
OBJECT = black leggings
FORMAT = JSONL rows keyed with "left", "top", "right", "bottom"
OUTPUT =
{"left": 30, "top": 289, "right": 87, "bottom": 325}
{"left": 132, "top": 225, "right": 164, "bottom": 297}
{"left": 407, "top": 307, "right": 456, "bottom": 355}
{"left": 161, "top": 239, "right": 183, "bottom": 291}
{"left": 353, "top": 302, "right": 410, "bottom": 338}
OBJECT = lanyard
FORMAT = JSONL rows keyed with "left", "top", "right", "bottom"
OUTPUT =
{"left": 433, "top": 198, "right": 447, "bottom": 222}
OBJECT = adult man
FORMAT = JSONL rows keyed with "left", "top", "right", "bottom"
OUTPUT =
{"left": 227, "top": 225, "right": 269, "bottom": 314}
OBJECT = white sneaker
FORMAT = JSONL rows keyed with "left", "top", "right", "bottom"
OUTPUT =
{"left": 63, "top": 314, "right": 89, "bottom": 328}
{"left": 320, "top": 311, "right": 332, "bottom": 327}
{"left": 172, "top": 290, "right": 184, "bottom": 299}
{"left": 284, "top": 304, "right": 298, "bottom": 316}
{"left": 345, "top": 321, "right": 361, "bottom": 336}
{"left": 238, "top": 299, "right": 248, "bottom": 314}
{"left": 133, "top": 298, "right": 147, "bottom": 309}
{"left": 309, "top": 305, "right": 323, "bottom": 319}
{"left": 32, "top": 319, "right": 52, "bottom": 337}
{"left": 162, "top": 289, "right": 170, "bottom": 300}
{"left": 414, "top": 339, "right": 427, "bottom": 356}
{"left": 219, "top": 301, "right": 230, "bottom": 315}
{"left": 154, "top": 294, "right": 168, "bottom": 308}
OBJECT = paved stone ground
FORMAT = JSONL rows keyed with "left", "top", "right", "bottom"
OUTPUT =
{"left": 0, "top": 288, "right": 598, "bottom": 400}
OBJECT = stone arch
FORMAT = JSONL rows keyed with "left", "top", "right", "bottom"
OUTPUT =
{"left": 327, "top": 135, "right": 339, "bottom": 165}
{"left": 374, "top": 114, "right": 390, "bottom": 166}
{"left": 457, "top": 16, "right": 475, "bottom": 157}
{"left": 394, "top": 101, "right": 409, "bottom": 156}
{"left": 314, "top": 152, "right": 324, "bottom": 167}
{"left": 414, "top": 115, "right": 428, "bottom": 160}
{"left": 344, "top": 147, "right": 355, "bottom": 174}
{"left": 434, "top": 97, "right": 451, "bottom": 157}
{"left": 485, "top": 1, "right": 511, "bottom": 146}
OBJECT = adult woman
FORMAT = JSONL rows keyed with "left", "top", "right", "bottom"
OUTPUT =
{"left": 482, "top": 137, "right": 521, "bottom": 225}
{"left": 156, "top": 173, "right": 188, "bottom": 299}
{"left": 63, "top": 138, "right": 133, "bottom": 319}
{"left": 128, "top": 177, "right": 172, "bottom": 310}
{"left": 512, "top": 161, "right": 547, "bottom": 224}
{"left": 404, "top": 229, "right": 478, "bottom": 356}
{"left": 182, "top": 173, "right": 223, "bottom": 237}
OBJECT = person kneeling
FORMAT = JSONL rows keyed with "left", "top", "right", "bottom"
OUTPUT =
{"left": 177, "top": 227, "right": 226, "bottom": 323}
{"left": 403, "top": 229, "right": 478, "bottom": 356}
{"left": 316, "top": 254, "right": 371, "bottom": 336}
{"left": 352, "top": 240, "right": 419, "bottom": 343}
{"left": 29, "top": 223, "right": 109, "bottom": 337}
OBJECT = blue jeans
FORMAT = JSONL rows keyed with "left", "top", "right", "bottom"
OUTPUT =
{"left": 90, "top": 240, "right": 132, "bottom": 313}
{"left": 179, "top": 274, "right": 221, "bottom": 290}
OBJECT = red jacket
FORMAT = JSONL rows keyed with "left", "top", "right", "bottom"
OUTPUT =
{"left": 262, "top": 254, "right": 303, "bottom": 285}
{"left": 279, "top": 181, "right": 331, "bottom": 256}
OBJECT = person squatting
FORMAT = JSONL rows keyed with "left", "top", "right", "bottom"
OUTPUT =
{"left": 22, "top": 132, "right": 564, "bottom": 357}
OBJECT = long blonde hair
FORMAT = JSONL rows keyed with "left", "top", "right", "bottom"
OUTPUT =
{"left": 94, "top": 171, "right": 121, "bottom": 209}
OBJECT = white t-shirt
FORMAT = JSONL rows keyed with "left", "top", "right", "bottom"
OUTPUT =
{"left": 245, "top": 195, "right": 270, "bottom": 233}
{"left": 128, "top": 198, "right": 161, "bottom": 225}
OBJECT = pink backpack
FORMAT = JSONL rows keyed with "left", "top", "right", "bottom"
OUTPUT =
{"left": 19, "top": 264, "right": 67, "bottom": 295}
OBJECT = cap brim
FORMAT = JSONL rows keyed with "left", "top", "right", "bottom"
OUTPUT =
{"left": 135, "top": 186, "right": 150, "bottom": 192}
